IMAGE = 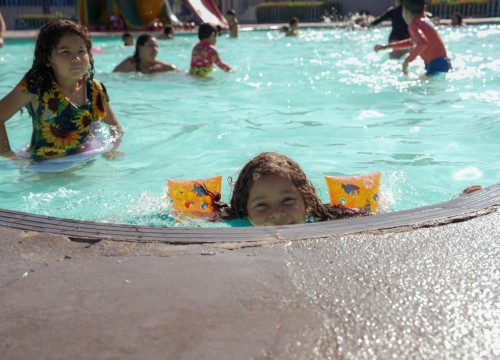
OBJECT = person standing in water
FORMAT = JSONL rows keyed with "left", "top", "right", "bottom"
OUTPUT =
{"left": 369, "top": 0, "right": 410, "bottom": 58}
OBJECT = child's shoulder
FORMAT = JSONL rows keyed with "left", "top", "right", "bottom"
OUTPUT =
{"left": 16, "top": 75, "right": 49, "bottom": 95}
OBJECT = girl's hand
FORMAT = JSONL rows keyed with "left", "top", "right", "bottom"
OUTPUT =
{"left": 0, "top": 150, "right": 15, "bottom": 158}
{"left": 462, "top": 185, "right": 482, "bottom": 195}
{"left": 102, "top": 149, "right": 124, "bottom": 160}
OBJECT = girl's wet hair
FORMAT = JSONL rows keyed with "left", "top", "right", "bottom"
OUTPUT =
{"left": 133, "top": 33, "right": 155, "bottom": 71}
{"left": 223, "top": 152, "right": 366, "bottom": 222}
{"left": 25, "top": 20, "right": 94, "bottom": 92}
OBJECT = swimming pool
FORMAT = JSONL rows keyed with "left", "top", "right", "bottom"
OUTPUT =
{"left": 0, "top": 25, "right": 499, "bottom": 227}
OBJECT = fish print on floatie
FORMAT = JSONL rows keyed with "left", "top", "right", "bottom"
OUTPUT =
{"left": 193, "top": 183, "right": 209, "bottom": 196}
{"left": 342, "top": 183, "right": 360, "bottom": 196}
{"left": 363, "top": 199, "right": 371, "bottom": 212}
{"left": 184, "top": 200, "right": 195, "bottom": 208}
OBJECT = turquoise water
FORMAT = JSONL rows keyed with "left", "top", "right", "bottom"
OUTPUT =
{"left": 0, "top": 25, "right": 499, "bottom": 227}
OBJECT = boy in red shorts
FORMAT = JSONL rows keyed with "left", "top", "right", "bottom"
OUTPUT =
{"left": 374, "top": 0, "right": 451, "bottom": 76}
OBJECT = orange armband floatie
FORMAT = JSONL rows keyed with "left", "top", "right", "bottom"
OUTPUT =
{"left": 164, "top": 176, "right": 222, "bottom": 218}
{"left": 324, "top": 172, "right": 381, "bottom": 213}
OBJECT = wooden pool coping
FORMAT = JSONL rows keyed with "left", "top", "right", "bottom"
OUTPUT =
{"left": 1, "top": 183, "right": 498, "bottom": 243}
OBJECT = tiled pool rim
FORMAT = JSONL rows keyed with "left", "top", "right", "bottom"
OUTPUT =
{"left": 1, "top": 183, "right": 498, "bottom": 243}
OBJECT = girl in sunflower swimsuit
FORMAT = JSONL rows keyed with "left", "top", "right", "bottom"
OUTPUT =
{"left": 189, "top": 23, "right": 232, "bottom": 77}
{"left": 0, "top": 20, "right": 123, "bottom": 161}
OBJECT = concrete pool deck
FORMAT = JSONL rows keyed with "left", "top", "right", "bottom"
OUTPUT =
{"left": 1, "top": 184, "right": 500, "bottom": 358}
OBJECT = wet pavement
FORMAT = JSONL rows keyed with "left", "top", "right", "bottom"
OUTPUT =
{"left": 1, "top": 205, "right": 499, "bottom": 359}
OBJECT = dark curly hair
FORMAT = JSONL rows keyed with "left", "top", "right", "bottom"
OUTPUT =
{"left": 222, "top": 152, "right": 367, "bottom": 222}
{"left": 25, "top": 20, "right": 94, "bottom": 93}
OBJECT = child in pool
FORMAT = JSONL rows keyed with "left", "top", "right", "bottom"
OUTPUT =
{"left": 451, "top": 13, "right": 464, "bottom": 27}
{"left": 158, "top": 25, "right": 174, "bottom": 40}
{"left": 113, "top": 34, "right": 177, "bottom": 73}
{"left": 189, "top": 23, "right": 232, "bottom": 77}
{"left": 217, "top": 152, "right": 367, "bottom": 226}
{"left": 122, "top": 32, "right": 134, "bottom": 46}
{"left": 226, "top": 9, "right": 239, "bottom": 38}
{"left": 0, "top": 20, "right": 123, "bottom": 161}
{"left": 286, "top": 17, "right": 299, "bottom": 37}
{"left": 374, "top": 0, "right": 451, "bottom": 76}
{"left": 200, "top": 152, "right": 481, "bottom": 226}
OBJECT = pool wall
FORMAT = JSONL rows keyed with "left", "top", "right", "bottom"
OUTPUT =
{"left": 1, "top": 183, "right": 499, "bottom": 243}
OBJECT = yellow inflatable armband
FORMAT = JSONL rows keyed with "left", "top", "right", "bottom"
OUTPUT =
{"left": 165, "top": 176, "right": 222, "bottom": 218}
{"left": 324, "top": 172, "right": 381, "bottom": 213}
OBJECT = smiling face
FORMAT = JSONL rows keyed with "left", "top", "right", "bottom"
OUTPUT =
{"left": 48, "top": 33, "right": 90, "bottom": 83}
{"left": 246, "top": 175, "right": 307, "bottom": 226}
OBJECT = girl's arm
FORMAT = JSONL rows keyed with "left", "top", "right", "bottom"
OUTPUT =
{"left": 101, "top": 104, "right": 124, "bottom": 149}
{"left": 210, "top": 48, "right": 232, "bottom": 72}
{"left": 369, "top": 7, "right": 394, "bottom": 27}
{"left": 0, "top": 86, "right": 34, "bottom": 157}
{"left": 374, "top": 38, "right": 413, "bottom": 52}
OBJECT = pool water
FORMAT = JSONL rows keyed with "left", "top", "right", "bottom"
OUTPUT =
{"left": 0, "top": 25, "right": 499, "bottom": 227}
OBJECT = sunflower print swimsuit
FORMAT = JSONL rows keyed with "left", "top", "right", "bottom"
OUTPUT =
{"left": 18, "top": 78, "right": 109, "bottom": 161}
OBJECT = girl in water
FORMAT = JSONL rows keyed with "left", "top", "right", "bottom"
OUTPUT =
{"left": 0, "top": 20, "right": 123, "bottom": 161}
{"left": 219, "top": 152, "right": 367, "bottom": 226}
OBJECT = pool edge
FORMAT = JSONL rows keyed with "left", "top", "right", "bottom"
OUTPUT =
{"left": 1, "top": 183, "right": 499, "bottom": 243}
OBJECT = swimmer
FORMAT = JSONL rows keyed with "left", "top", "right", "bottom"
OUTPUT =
{"left": 226, "top": 9, "right": 239, "bottom": 38}
{"left": 194, "top": 152, "right": 481, "bottom": 226}
{"left": 451, "top": 13, "right": 464, "bottom": 26}
{"left": 0, "top": 20, "right": 123, "bottom": 161}
{"left": 122, "top": 32, "right": 134, "bottom": 46}
{"left": 113, "top": 34, "right": 177, "bottom": 73}
{"left": 286, "top": 17, "right": 299, "bottom": 36}
{"left": 374, "top": 0, "right": 451, "bottom": 76}
{"left": 217, "top": 152, "right": 367, "bottom": 226}
{"left": 189, "top": 23, "right": 232, "bottom": 77}
{"left": 159, "top": 25, "right": 174, "bottom": 40}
